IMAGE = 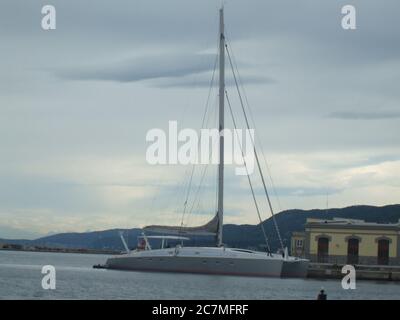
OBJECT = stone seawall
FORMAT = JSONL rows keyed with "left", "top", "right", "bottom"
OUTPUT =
{"left": 307, "top": 262, "right": 400, "bottom": 281}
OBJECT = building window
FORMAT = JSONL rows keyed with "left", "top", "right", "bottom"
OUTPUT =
{"left": 296, "top": 239, "right": 303, "bottom": 248}
{"left": 377, "top": 239, "right": 390, "bottom": 265}
{"left": 317, "top": 237, "right": 329, "bottom": 263}
{"left": 347, "top": 238, "right": 359, "bottom": 265}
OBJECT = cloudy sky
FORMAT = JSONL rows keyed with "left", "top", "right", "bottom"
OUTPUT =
{"left": 0, "top": 0, "right": 399, "bottom": 238}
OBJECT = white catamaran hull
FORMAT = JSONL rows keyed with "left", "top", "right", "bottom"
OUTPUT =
{"left": 281, "top": 257, "right": 309, "bottom": 278}
{"left": 106, "top": 247, "right": 284, "bottom": 277}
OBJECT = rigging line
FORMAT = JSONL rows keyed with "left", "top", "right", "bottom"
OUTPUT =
{"left": 225, "top": 90, "right": 272, "bottom": 254}
{"left": 186, "top": 126, "right": 216, "bottom": 225}
{"left": 225, "top": 37, "right": 284, "bottom": 213}
{"left": 175, "top": 165, "right": 193, "bottom": 211}
{"left": 149, "top": 165, "right": 188, "bottom": 228}
{"left": 179, "top": 53, "right": 219, "bottom": 229}
{"left": 185, "top": 93, "right": 218, "bottom": 228}
{"left": 188, "top": 161, "right": 210, "bottom": 216}
{"left": 211, "top": 97, "right": 219, "bottom": 219}
{"left": 214, "top": 94, "right": 219, "bottom": 215}
{"left": 226, "top": 43, "right": 284, "bottom": 251}
{"left": 176, "top": 55, "right": 214, "bottom": 212}
{"left": 202, "top": 53, "right": 219, "bottom": 129}
{"left": 185, "top": 92, "right": 218, "bottom": 226}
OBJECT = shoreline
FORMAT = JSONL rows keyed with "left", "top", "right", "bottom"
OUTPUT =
{"left": 2, "top": 248, "right": 399, "bottom": 282}
{"left": 0, "top": 247, "right": 120, "bottom": 255}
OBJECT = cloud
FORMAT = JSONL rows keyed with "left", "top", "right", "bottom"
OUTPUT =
{"left": 55, "top": 53, "right": 217, "bottom": 83}
{"left": 272, "top": 186, "right": 342, "bottom": 197}
{"left": 327, "top": 111, "right": 400, "bottom": 120}
{"left": 0, "top": 225, "right": 42, "bottom": 240}
{"left": 54, "top": 52, "right": 274, "bottom": 88}
{"left": 153, "top": 74, "right": 275, "bottom": 88}
{"left": 326, "top": 154, "right": 400, "bottom": 170}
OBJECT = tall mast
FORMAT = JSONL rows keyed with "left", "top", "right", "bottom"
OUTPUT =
{"left": 217, "top": 7, "right": 225, "bottom": 247}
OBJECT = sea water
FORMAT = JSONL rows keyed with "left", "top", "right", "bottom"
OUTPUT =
{"left": 0, "top": 250, "right": 399, "bottom": 300}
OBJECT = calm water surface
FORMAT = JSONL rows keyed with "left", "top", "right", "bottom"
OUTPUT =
{"left": 0, "top": 250, "right": 399, "bottom": 300}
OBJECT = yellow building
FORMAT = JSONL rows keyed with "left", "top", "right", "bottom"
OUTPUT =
{"left": 291, "top": 218, "right": 400, "bottom": 266}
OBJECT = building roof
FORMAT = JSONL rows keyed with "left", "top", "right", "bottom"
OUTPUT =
{"left": 291, "top": 231, "right": 306, "bottom": 236}
{"left": 305, "top": 217, "right": 400, "bottom": 231}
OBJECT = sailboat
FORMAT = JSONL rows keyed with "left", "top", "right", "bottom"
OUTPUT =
{"left": 105, "top": 8, "right": 308, "bottom": 278}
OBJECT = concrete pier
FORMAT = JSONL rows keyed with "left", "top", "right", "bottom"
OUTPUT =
{"left": 307, "top": 263, "right": 400, "bottom": 281}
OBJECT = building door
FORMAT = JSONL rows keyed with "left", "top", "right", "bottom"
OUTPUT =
{"left": 347, "top": 238, "right": 359, "bottom": 265}
{"left": 377, "top": 239, "right": 389, "bottom": 265}
{"left": 317, "top": 237, "right": 329, "bottom": 263}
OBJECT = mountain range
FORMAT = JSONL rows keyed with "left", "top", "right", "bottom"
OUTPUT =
{"left": 1, "top": 204, "right": 399, "bottom": 252}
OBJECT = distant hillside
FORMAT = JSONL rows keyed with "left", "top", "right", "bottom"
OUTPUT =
{"left": 224, "top": 204, "right": 400, "bottom": 251}
{"left": 1, "top": 205, "right": 399, "bottom": 252}
{"left": 0, "top": 228, "right": 143, "bottom": 251}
